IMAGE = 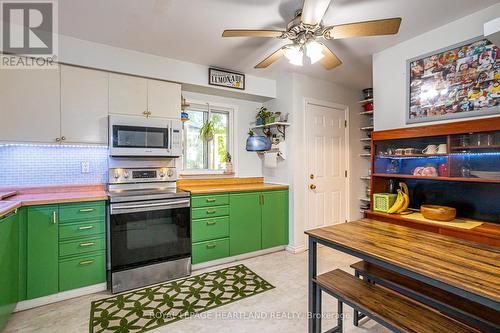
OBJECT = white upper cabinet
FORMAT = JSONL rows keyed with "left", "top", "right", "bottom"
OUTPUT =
{"left": 60, "top": 65, "right": 109, "bottom": 144}
{"left": 109, "top": 73, "right": 148, "bottom": 117}
{"left": 0, "top": 61, "right": 61, "bottom": 143}
{"left": 147, "top": 79, "right": 181, "bottom": 119}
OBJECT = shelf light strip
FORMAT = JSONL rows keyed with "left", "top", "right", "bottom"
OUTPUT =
{"left": 0, "top": 143, "right": 108, "bottom": 149}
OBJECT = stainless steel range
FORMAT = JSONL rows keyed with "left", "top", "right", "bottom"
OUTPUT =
{"left": 107, "top": 166, "right": 191, "bottom": 293}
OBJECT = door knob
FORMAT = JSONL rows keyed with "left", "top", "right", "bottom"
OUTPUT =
{"left": 310, "top": 184, "right": 316, "bottom": 190}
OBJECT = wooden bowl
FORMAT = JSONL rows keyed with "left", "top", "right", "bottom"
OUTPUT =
{"left": 420, "top": 205, "right": 456, "bottom": 221}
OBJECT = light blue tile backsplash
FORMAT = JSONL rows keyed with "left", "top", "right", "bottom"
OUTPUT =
{"left": 0, "top": 145, "right": 108, "bottom": 186}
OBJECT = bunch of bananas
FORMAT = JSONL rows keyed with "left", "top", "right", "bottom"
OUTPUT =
{"left": 387, "top": 182, "right": 410, "bottom": 214}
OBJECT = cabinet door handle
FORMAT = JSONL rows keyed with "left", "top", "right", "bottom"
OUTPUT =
{"left": 206, "top": 209, "right": 216, "bottom": 214}
{"left": 206, "top": 198, "right": 216, "bottom": 203}
{"left": 61, "top": 136, "right": 66, "bottom": 141}
{"left": 79, "top": 259, "right": 95, "bottom": 266}
{"left": 55, "top": 137, "right": 61, "bottom": 142}
{"left": 206, "top": 221, "right": 216, "bottom": 226}
{"left": 262, "top": 194, "right": 265, "bottom": 205}
{"left": 79, "top": 208, "right": 95, "bottom": 212}
{"left": 78, "top": 225, "right": 94, "bottom": 230}
{"left": 52, "top": 211, "right": 57, "bottom": 224}
{"left": 206, "top": 243, "right": 216, "bottom": 249}
{"left": 79, "top": 242, "right": 95, "bottom": 247}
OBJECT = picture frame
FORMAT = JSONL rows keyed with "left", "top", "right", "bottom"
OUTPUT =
{"left": 209, "top": 68, "right": 245, "bottom": 90}
{"left": 406, "top": 36, "right": 500, "bottom": 124}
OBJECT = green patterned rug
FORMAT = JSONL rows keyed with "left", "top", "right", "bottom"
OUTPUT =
{"left": 89, "top": 264, "right": 274, "bottom": 333}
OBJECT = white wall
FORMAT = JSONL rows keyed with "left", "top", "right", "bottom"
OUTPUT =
{"left": 373, "top": 3, "right": 500, "bottom": 131}
{"left": 181, "top": 91, "right": 263, "bottom": 177}
{"left": 264, "top": 73, "right": 365, "bottom": 252}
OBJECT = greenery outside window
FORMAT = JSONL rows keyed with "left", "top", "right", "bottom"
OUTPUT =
{"left": 183, "top": 103, "right": 232, "bottom": 172}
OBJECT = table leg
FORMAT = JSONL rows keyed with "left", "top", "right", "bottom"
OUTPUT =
{"left": 308, "top": 237, "right": 321, "bottom": 333}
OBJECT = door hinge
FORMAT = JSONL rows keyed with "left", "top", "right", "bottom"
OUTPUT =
{"left": 344, "top": 170, "right": 347, "bottom": 178}
{"left": 344, "top": 120, "right": 347, "bottom": 128}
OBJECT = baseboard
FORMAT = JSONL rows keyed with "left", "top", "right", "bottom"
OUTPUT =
{"left": 285, "top": 244, "right": 306, "bottom": 253}
{"left": 192, "top": 246, "right": 286, "bottom": 271}
{"left": 14, "top": 283, "right": 107, "bottom": 312}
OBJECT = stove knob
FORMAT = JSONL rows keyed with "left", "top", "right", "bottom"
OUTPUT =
{"left": 123, "top": 171, "right": 130, "bottom": 179}
{"left": 167, "top": 169, "right": 174, "bottom": 177}
{"left": 113, "top": 171, "right": 120, "bottom": 179}
{"left": 159, "top": 171, "right": 166, "bottom": 178}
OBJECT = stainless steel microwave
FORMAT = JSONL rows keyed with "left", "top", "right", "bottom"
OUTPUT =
{"left": 109, "top": 115, "right": 182, "bottom": 157}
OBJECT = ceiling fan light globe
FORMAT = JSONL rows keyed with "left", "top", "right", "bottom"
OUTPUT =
{"left": 284, "top": 46, "right": 304, "bottom": 66}
{"left": 306, "top": 41, "right": 325, "bottom": 64}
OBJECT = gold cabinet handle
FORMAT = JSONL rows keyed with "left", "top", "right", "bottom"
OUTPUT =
{"left": 52, "top": 211, "right": 57, "bottom": 224}
{"left": 206, "top": 209, "right": 216, "bottom": 214}
{"left": 262, "top": 194, "right": 265, "bottom": 205}
{"left": 79, "top": 208, "right": 95, "bottom": 212}
{"left": 206, "top": 221, "right": 216, "bottom": 226}
{"left": 206, "top": 198, "right": 216, "bottom": 202}
{"left": 310, "top": 184, "right": 317, "bottom": 190}
{"left": 55, "top": 137, "right": 61, "bottom": 142}
{"left": 206, "top": 243, "right": 216, "bottom": 249}
{"left": 78, "top": 225, "right": 94, "bottom": 230}
{"left": 79, "top": 242, "right": 95, "bottom": 247}
{"left": 61, "top": 136, "right": 66, "bottom": 141}
{"left": 79, "top": 259, "right": 95, "bottom": 265}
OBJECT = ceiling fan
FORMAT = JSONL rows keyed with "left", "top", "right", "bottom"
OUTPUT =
{"left": 222, "top": 0, "right": 402, "bottom": 70}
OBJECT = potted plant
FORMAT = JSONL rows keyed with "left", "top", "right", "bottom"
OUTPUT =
{"left": 256, "top": 107, "right": 271, "bottom": 125}
{"left": 199, "top": 120, "right": 215, "bottom": 141}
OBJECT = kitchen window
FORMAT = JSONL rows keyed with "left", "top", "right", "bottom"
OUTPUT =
{"left": 183, "top": 103, "right": 233, "bottom": 172}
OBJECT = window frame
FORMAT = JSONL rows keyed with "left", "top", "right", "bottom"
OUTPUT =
{"left": 181, "top": 101, "right": 234, "bottom": 175}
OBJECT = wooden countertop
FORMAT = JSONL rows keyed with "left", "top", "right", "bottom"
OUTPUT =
{"left": 306, "top": 219, "right": 500, "bottom": 309}
{"left": 0, "top": 185, "right": 107, "bottom": 218}
{"left": 178, "top": 183, "right": 288, "bottom": 194}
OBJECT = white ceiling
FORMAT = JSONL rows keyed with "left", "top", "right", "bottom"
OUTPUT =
{"left": 58, "top": 0, "right": 499, "bottom": 90}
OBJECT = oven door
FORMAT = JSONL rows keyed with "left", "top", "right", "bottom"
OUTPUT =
{"left": 109, "top": 198, "right": 191, "bottom": 272}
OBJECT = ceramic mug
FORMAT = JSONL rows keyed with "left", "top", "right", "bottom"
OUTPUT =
{"left": 437, "top": 144, "right": 447, "bottom": 154}
{"left": 422, "top": 145, "right": 438, "bottom": 154}
{"left": 395, "top": 148, "right": 405, "bottom": 155}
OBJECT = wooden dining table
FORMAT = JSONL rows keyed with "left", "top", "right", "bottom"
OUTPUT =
{"left": 305, "top": 218, "right": 500, "bottom": 333}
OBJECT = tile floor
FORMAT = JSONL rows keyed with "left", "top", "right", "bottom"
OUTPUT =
{"left": 5, "top": 247, "right": 389, "bottom": 333}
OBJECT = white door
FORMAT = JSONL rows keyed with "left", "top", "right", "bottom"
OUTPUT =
{"left": 305, "top": 101, "right": 347, "bottom": 230}
{"left": 147, "top": 79, "right": 181, "bottom": 119}
{"left": 0, "top": 58, "right": 60, "bottom": 143}
{"left": 109, "top": 73, "right": 148, "bottom": 117}
{"left": 60, "top": 65, "right": 109, "bottom": 144}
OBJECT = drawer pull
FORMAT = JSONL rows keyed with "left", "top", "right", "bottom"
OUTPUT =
{"left": 206, "top": 198, "right": 216, "bottom": 202}
{"left": 78, "top": 225, "right": 94, "bottom": 230}
{"left": 206, "top": 209, "right": 216, "bottom": 214}
{"left": 79, "top": 208, "right": 95, "bottom": 212}
{"left": 79, "top": 259, "right": 95, "bottom": 266}
{"left": 206, "top": 221, "right": 216, "bottom": 226}
{"left": 52, "top": 211, "right": 57, "bottom": 224}
{"left": 206, "top": 243, "right": 216, "bottom": 249}
{"left": 79, "top": 242, "right": 95, "bottom": 247}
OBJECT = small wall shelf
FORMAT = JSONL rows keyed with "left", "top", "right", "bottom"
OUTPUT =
{"left": 361, "top": 126, "right": 374, "bottom": 131}
{"left": 252, "top": 122, "right": 290, "bottom": 140}
{"left": 359, "top": 110, "right": 374, "bottom": 115}
{"left": 357, "top": 98, "right": 373, "bottom": 104}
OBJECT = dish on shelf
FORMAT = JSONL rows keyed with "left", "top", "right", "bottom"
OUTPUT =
{"left": 470, "top": 171, "right": 500, "bottom": 180}
{"left": 420, "top": 205, "right": 456, "bottom": 222}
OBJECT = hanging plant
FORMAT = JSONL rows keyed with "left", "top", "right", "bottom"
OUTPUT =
{"left": 199, "top": 121, "right": 215, "bottom": 142}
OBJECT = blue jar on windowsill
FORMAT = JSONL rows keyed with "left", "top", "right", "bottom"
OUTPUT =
{"left": 246, "top": 136, "right": 271, "bottom": 151}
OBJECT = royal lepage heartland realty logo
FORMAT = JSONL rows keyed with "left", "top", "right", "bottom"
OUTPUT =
{"left": 1, "top": 0, "right": 58, "bottom": 68}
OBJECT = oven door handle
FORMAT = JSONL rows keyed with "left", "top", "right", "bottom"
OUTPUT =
{"left": 110, "top": 199, "right": 190, "bottom": 214}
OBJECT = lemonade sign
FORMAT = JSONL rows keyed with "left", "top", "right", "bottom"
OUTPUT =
{"left": 209, "top": 68, "right": 245, "bottom": 90}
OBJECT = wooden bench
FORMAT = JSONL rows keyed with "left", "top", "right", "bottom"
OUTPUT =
{"left": 350, "top": 260, "right": 500, "bottom": 333}
{"left": 314, "top": 269, "right": 478, "bottom": 333}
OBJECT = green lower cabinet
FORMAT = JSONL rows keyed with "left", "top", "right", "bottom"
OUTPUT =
{"left": 26, "top": 205, "right": 59, "bottom": 299}
{"left": 229, "top": 192, "right": 262, "bottom": 256}
{"left": 192, "top": 238, "right": 229, "bottom": 264}
{"left": 0, "top": 210, "right": 19, "bottom": 331}
{"left": 262, "top": 190, "right": 288, "bottom": 249}
{"left": 192, "top": 217, "right": 229, "bottom": 243}
{"left": 59, "top": 236, "right": 106, "bottom": 257}
{"left": 59, "top": 252, "right": 106, "bottom": 292}
{"left": 192, "top": 205, "right": 229, "bottom": 219}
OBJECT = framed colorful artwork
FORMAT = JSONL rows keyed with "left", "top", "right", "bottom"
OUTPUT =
{"left": 407, "top": 36, "right": 499, "bottom": 124}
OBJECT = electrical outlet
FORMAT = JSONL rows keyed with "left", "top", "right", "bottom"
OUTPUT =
{"left": 81, "top": 161, "right": 90, "bottom": 174}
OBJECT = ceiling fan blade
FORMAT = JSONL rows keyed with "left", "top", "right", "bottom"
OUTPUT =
{"left": 326, "top": 18, "right": 402, "bottom": 39}
{"left": 301, "top": 0, "right": 332, "bottom": 25}
{"left": 319, "top": 44, "right": 342, "bottom": 70}
{"left": 255, "top": 47, "right": 285, "bottom": 69}
{"left": 222, "top": 29, "right": 285, "bottom": 38}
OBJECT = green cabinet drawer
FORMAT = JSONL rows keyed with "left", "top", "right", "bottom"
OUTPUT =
{"left": 59, "top": 236, "right": 106, "bottom": 257}
{"left": 192, "top": 238, "right": 229, "bottom": 264}
{"left": 59, "top": 220, "right": 105, "bottom": 240}
{"left": 192, "top": 217, "right": 229, "bottom": 243}
{"left": 59, "top": 201, "right": 105, "bottom": 223}
{"left": 192, "top": 194, "right": 229, "bottom": 208}
{"left": 192, "top": 205, "right": 229, "bottom": 220}
{"left": 59, "top": 252, "right": 106, "bottom": 291}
